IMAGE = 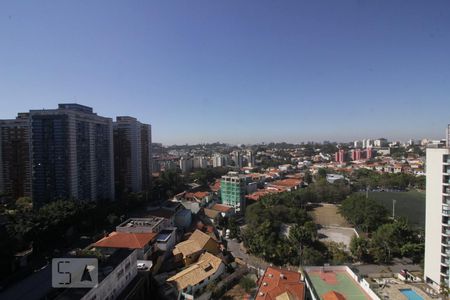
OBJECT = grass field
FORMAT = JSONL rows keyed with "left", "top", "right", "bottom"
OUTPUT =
{"left": 310, "top": 204, "right": 352, "bottom": 227}
{"left": 360, "top": 191, "right": 425, "bottom": 228}
{"left": 308, "top": 271, "right": 369, "bottom": 300}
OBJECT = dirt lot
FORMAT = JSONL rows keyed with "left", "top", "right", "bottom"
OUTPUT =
{"left": 318, "top": 227, "right": 356, "bottom": 249}
{"left": 310, "top": 203, "right": 351, "bottom": 227}
{"left": 222, "top": 284, "right": 250, "bottom": 300}
{"left": 310, "top": 203, "right": 355, "bottom": 249}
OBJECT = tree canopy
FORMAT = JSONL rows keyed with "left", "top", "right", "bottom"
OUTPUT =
{"left": 339, "top": 194, "right": 389, "bottom": 232}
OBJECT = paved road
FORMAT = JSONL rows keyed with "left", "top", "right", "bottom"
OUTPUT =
{"left": 0, "top": 264, "right": 52, "bottom": 300}
{"left": 226, "top": 238, "right": 270, "bottom": 275}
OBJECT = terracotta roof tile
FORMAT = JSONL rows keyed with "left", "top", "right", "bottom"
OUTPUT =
{"left": 256, "top": 267, "right": 305, "bottom": 300}
{"left": 94, "top": 231, "right": 157, "bottom": 249}
{"left": 167, "top": 252, "right": 223, "bottom": 290}
{"left": 211, "top": 203, "right": 233, "bottom": 213}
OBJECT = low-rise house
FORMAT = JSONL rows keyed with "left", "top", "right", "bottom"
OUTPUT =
{"left": 269, "top": 179, "right": 302, "bottom": 191}
{"left": 167, "top": 252, "right": 225, "bottom": 297}
{"left": 116, "top": 217, "right": 170, "bottom": 233}
{"left": 202, "top": 208, "right": 221, "bottom": 224}
{"left": 93, "top": 231, "right": 157, "bottom": 260}
{"left": 246, "top": 187, "right": 285, "bottom": 201}
{"left": 172, "top": 229, "right": 220, "bottom": 265}
{"left": 393, "top": 164, "right": 404, "bottom": 174}
{"left": 155, "top": 228, "right": 177, "bottom": 252}
{"left": 326, "top": 174, "right": 345, "bottom": 184}
{"left": 210, "top": 203, "right": 235, "bottom": 217}
{"left": 147, "top": 201, "right": 192, "bottom": 230}
{"left": 255, "top": 267, "right": 305, "bottom": 300}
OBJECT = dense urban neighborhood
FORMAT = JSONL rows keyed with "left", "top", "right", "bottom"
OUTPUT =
{"left": 0, "top": 103, "right": 447, "bottom": 299}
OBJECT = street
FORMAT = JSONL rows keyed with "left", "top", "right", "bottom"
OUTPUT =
{"left": 226, "top": 237, "right": 270, "bottom": 275}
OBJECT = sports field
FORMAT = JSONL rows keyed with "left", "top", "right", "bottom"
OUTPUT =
{"left": 310, "top": 203, "right": 352, "bottom": 227}
{"left": 308, "top": 270, "right": 370, "bottom": 300}
{"left": 360, "top": 191, "right": 425, "bottom": 228}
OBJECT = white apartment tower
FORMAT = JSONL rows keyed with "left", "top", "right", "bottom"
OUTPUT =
{"left": 424, "top": 145, "right": 450, "bottom": 289}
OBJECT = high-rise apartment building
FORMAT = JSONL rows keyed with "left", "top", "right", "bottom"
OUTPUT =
{"left": 374, "top": 138, "right": 388, "bottom": 148}
{"left": 0, "top": 113, "right": 32, "bottom": 199}
{"left": 362, "top": 139, "right": 373, "bottom": 148}
{"left": 212, "top": 154, "right": 228, "bottom": 168}
{"left": 179, "top": 157, "right": 193, "bottom": 173}
{"left": 220, "top": 172, "right": 246, "bottom": 213}
{"left": 113, "top": 116, "right": 152, "bottom": 196}
{"left": 193, "top": 156, "right": 208, "bottom": 169}
{"left": 30, "top": 104, "right": 114, "bottom": 207}
{"left": 246, "top": 150, "right": 255, "bottom": 167}
{"left": 351, "top": 149, "right": 362, "bottom": 161}
{"left": 365, "top": 147, "right": 373, "bottom": 160}
{"left": 232, "top": 150, "right": 243, "bottom": 168}
{"left": 353, "top": 140, "right": 362, "bottom": 148}
{"left": 424, "top": 146, "right": 450, "bottom": 289}
{"left": 447, "top": 124, "right": 450, "bottom": 147}
{"left": 334, "top": 149, "right": 346, "bottom": 163}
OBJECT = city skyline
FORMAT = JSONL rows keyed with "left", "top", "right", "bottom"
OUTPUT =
{"left": 1, "top": 1, "right": 450, "bottom": 144}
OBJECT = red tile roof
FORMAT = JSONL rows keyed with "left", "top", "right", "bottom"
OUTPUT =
{"left": 211, "top": 203, "right": 233, "bottom": 213}
{"left": 94, "top": 231, "right": 157, "bottom": 249}
{"left": 193, "top": 191, "right": 210, "bottom": 199}
{"left": 246, "top": 189, "right": 281, "bottom": 201}
{"left": 270, "top": 179, "right": 302, "bottom": 189}
{"left": 210, "top": 180, "right": 221, "bottom": 192}
{"left": 256, "top": 267, "right": 305, "bottom": 300}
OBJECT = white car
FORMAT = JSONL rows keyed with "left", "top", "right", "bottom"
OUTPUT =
{"left": 137, "top": 263, "right": 146, "bottom": 270}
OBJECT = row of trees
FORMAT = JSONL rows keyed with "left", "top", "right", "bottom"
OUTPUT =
{"left": 340, "top": 194, "right": 424, "bottom": 264}
{"left": 350, "top": 169, "right": 425, "bottom": 190}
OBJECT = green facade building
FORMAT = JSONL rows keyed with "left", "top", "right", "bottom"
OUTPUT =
{"left": 220, "top": 172, "right": 246, "bottom": 213}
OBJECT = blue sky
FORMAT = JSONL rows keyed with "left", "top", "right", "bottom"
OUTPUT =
{"left": 1, "top": 1, "right": 450, "bottom": 145}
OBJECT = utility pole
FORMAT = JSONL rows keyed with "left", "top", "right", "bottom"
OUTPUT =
{"left": 392, "top": 199, "right": 397, "bottom": 219}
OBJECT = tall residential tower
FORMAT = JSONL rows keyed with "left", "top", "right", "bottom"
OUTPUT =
{"left": 30, "top": 104, "right": 114, "bottom": 207}
{"left": 0, "top": 113, "right": 32, "bottom": 199}
{"left": 424, "top": 138, "right": 450, "bottom": 289}
{"left": 113, "top": 116, "right": 152, "bottom": 197}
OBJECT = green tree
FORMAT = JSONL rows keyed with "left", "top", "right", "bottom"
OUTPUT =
{"left": 339, "top": 194, "right": 389, "bottom": 232}
{"left": 317, "top": 168, "right": 327, "bottom": 179}
{"left": 302, "top": 246, "right": 325, "bottom": 265}
{"left": 304, "top": 170, "right": 313, "bottom": 184}
{"left": 350, "top": 236, "right": 370, "bottom": 262}
{"left": 289, "top": 222, "right": 317, "bottom": 250}
{"left": 15, "top": 197, "right": 32, "bottom": 211}
{"left": 326, "top": 241, "right": 351, "bottom": 265}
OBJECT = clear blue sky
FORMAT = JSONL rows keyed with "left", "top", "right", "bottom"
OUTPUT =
{"left": 1, "top": 1, "right": 450, "bottom": 145}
